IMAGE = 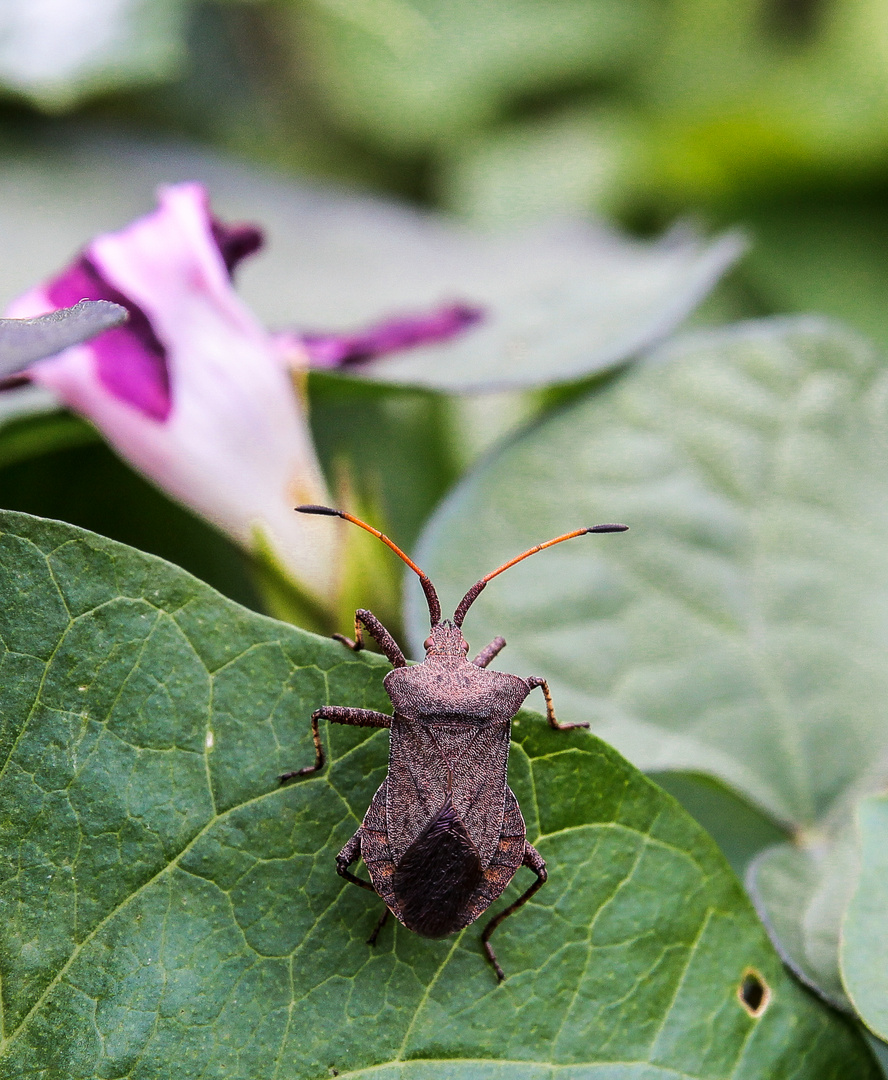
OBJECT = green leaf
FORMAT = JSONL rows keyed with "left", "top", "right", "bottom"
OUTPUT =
{"left": 0, "top": 301, "right": 127, "bottom": 373}
{"left": 842, "top": 794, "right": 888, "bottom": 1041}
{"left": 747, "top": 840, "right": 854, "bottom": 1011}
{"left": 638, "top": 0, "right": 888, "bottom": 202}
{"left": 300, "top": 0, "right": 658, "bottom": 151}
{"left": 411, "top": 316, "right": 888, "bottom": 827}
{"left": 0, "top": 389, "right": 96, "bottom": 472}
{"left": 0, "top": 0, "right": 187, "bottom": 109}
{"left": 0, "top": 509, "right": 871, "bottom": 1077}
{"left": 440, "top": 106, "right": 647, "bottom": 226}
{"left": 0, "top": 134, "right": 740, "bottom": 392}
{"left": 742, "top": 202, "right": 888, "bottom": 352}
{"left": 408, "top": 315, "right": 888, "bottom": 1028}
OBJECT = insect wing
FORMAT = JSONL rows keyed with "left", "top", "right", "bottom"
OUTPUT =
{"left": 385, "top": 716, "right": 511, "bottom": 866}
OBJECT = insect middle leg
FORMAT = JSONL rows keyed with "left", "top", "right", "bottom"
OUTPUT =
{"left": 279, "top": 706, "right": 392, "bottom": 781}
{"left": 481, "top": 841, "right": 547, "bottom": 982}
{"left": 525, "top": 676, "right": 589, "bottom": 731}
{"left": 334, "top": 608, "right": 406, "bottom": 667}
{"left": 472, "top": 636, "right": 507, "bottom": 668}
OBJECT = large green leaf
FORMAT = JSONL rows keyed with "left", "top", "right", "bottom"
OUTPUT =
{"left": 408, "top": 317, "right": 888, "bottom": 1021}
{"left": 410, "top": 316, "right": 888, "bottom": 828}
{"left": 0, "top": 510, "right": 871, "bottom": 1077}
{"left": 0, "top": 134, "right": 740, "bottom": 392}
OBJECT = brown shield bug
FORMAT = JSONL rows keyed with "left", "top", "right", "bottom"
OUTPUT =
{"left": 281, "top": 504, "right": 628, "bottom": 980}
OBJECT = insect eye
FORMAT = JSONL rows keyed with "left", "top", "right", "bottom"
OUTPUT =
{"left": 423, "top": 637, "right": 433, "bottom": 650}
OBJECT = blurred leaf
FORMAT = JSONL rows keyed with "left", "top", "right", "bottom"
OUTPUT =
{"left": 0, "top": 0, "right": 187, "bottom": 109}
{"left": 410, "top": 315, "right": 888, "bottom": 1030}
{"left": 440, "top": 105, "right": 646, "bottom": 225}
{"left": 0, "top": 132, "right": 742, "bottom": 392}
{"left": 409, "top": 317, "right": 888, "bottom": 829}
{"left": 640, "top": 0, "right": 888, "bottom": 202}
{"left": 748, "top": 838, "right": 856, "bottom": 1010}
{"left": 0, "top": 386, "right": 95, "bottom": 471}
{"left": 842, "top": 794, "right": 888, "bottom": 1041}
{"left": 650, "top": 771, "right": 788, "bottom": 880}
{"left": 0, "top": 508, "right": 875, "bottom": 1077}
{"left": 0, "top": 300, "right": 127, "bottom": 372}
{"left": 865, "top": 1031, "right": 888, "bottom": 1077}
{"left": 0, "top": 440, "right": 260, "bottom": 611}
{"left": 742, "top": 201, "right": 888, "bottom": 351}
{"left": 299, "top": 0, "right": 659, "bottom": 151}
{"left": 321, "top": 222, "right": 743, "bottom": 392}
{"left": 309, "top": 373, "right": 457, "bottom": 549}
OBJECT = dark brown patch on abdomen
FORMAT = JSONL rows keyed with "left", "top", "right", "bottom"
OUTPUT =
{"left": 392, "top": 795, "right": 483, "bottom": 938}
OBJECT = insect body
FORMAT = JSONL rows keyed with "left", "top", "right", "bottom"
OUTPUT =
{"left": 282, "top": 505, "right": 627, "bottom": 980}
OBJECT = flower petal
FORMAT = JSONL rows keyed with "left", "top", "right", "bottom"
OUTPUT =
{"left": 296, "top": 302, "right": 484, "bottom": 368}
{"left": 6, "top": 183, "right": 336, "bottom": 604}
{"left": 46, "top": 252, "right": 171, "bottom": 421}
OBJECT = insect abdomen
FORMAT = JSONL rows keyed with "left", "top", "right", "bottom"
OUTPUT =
{"left": 392, "top": 795, "right": 483, "bottom": 938}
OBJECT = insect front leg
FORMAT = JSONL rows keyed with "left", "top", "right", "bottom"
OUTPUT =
{"left": 334, "top": 608, "right": 406, "bottom": 667}
{"left": 525, "top": 676, "right": 589, "bottom": 731}
{"left": 472, "top": 636, "right": 507, "bottom": 668}
{"left": 279, "top": 706, "right": 392, "bottom": 782}
{"left": 481, "top": 842, "right": 547, "bottom": 983}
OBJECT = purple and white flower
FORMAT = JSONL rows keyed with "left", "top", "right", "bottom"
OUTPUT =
{"left": 5, "top": 182, "right": 337, "bottom": 604}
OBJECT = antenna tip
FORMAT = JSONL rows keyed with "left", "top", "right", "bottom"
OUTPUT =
{"left": 295, "top": 504, "right": 343, "bottom": 517}
{"left": 587, "top": 523, "right": 629, "bottom": 533}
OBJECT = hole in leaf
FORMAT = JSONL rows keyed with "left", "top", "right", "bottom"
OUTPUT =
{"left": 738, "top": 968, "right": 771, "bottom": 1017}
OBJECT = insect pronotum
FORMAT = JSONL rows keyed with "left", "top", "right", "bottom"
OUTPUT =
{"left": 281, "top": 505, "right": 628, "bottom": 981}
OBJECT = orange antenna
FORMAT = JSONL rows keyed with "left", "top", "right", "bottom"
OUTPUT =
{"left": 453, "top": 523, "right": 628, "bottom": 627}
{"left": 296, "top": 505, "right": 442, "bottom": 625}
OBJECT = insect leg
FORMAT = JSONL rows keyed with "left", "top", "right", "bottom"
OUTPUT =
{"left": 367, "top": 908, "right": 390, "bottom": 945}
{"left": 279, "top": 706, "right": 392, "bottom": 781}
{"left": 525, "top": 676, "right": 589, "bottom": 730}
{"left": 336, "top": 829, "right": 376, "bottom": 893}
{"left": 334, "top": 609, "right": 407, "bottom": 667}
{"left": 481, "top": 842, "right": 547, "bottom": 983}
{"left": 472, "top": 636, "right": 507, "bottom": 668}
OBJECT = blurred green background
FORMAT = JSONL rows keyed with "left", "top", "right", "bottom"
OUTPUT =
{"left": 2, "top": 1, "right": 886, "bottom": 508}
{"left": 3, "top": 0, "right": 888, "bottom": 670}
{"left": 4, "top": 0, "right": 888, "bottom": 651}
{"left": 2, "top": 0, "right": 887, "bottom": 336}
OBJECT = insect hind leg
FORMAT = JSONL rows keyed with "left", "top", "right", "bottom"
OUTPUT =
{"left": 481, "top": 841, "right": 547, "bottom": 982}
{"left": 367, "top": 908, "right": 390, "bottom": 945}
{"left": 336, "top": 830, "right": 376, "bottom": 894}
